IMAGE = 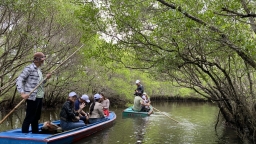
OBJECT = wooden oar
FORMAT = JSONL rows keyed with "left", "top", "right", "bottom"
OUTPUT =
{"left": 153, "top": 107, "right": 179, "bottom": 123}
{"left": 0, "top": 45, "right": 84, "bottom": 124}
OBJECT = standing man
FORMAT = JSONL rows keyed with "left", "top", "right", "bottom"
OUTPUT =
{"left": 16, "top": 52, "right": 51, "bottom": 133}
{"left": 134, "top": 80, "right": 144, "bottom": 96}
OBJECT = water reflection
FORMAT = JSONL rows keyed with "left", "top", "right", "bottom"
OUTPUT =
{"left": 0, "top": 102, "right": 242, "bottom": 144}
{"left": 74, "top": 124, "right": 113, "bottom": 144}
{"left": 0, "top": 109, "right": 24, "bottom": 130}
{"left": 132, "top": 117, "right": 150, "bottom": 143}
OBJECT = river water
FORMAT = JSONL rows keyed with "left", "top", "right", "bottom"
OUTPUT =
{"left": 0, "top": 101, "right": 242, "bottom": 144}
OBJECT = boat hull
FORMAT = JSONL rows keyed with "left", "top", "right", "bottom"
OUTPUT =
{"left": 122, "top": 106, "right": 153, "bottom": 118}
{"left": 0, "top": 112, "right": 116, "bottom": 144}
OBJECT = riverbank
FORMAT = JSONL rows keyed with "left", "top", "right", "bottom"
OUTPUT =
{"left": 0, "top": 95, "right": 209, "bottom": 111}
{"left": 150, "top": 95, "right": 209, "bottom": 102}
{"left": 108, "top": 95, "right": 209, "bottom": 108}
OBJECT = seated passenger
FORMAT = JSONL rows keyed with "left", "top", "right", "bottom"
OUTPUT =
{"left": 74, "top": 94, "right": 90, "bottom": 124}
{"left": 132, "top": 94, "right": 150, "bottom": 112}
{"left": 59, "top": 92, "right": 85, "bottom": 131}
{"left": 141, "top": 92, "right": 151, "bottom": 112}
{"left": 89, "top": 93, "right": 105, "bottom": 124}
{"left": 100, "top": 92, "right": 110, "bottom": 116}
{"left": 143, "top": 92, "right": 150, "bottom": 104}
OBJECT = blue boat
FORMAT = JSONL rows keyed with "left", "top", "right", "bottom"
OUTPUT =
{"left": 0, "top": 111, "right": 116, "bottom": 144}
{"left": 122, "top": 106, "right": 154, "bottom": 118}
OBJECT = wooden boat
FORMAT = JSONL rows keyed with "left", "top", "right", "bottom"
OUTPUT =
{"left": 122, "top": 106, "right": 153, "bottom": 118}
{"left": 0, "top": 111, "right": 116, "bottom": 144}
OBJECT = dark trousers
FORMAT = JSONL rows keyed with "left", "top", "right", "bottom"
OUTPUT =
{"left": 141, "top": 106, "right": 149, "bottom": 112}
{"left": 22, "top": 98, "right": 42, "bottom": 133}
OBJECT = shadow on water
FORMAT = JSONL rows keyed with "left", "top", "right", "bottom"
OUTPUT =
{"left": 0, "top": 101, "right": 243, "bottom": 144}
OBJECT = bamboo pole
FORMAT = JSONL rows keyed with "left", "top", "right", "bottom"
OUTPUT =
{"left": 0, "top": 45, "right": 84, "bottom": 124}
{"left": 153, "top": 107, "right": 179, "bottom": 123}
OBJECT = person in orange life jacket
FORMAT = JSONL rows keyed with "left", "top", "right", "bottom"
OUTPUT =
{"left": 134, "top": 80, "right": 144, "bottom": 96}
{"left": 100, "top": 92, "right": 110, "bottom": 116}
{"left": 59, "top": 92, "right": 86, "bottom": 131}
{"left": 89, "top": 94, "right": 105, "bottom": 124}
{"left": 16, "top": 52, "right": 51, "bottom": 133}
{"left": 74, "top": 94, "right": 90, "bottom": 123}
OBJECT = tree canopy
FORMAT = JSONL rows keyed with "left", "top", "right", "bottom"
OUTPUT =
{"left": 1, "top": 0, "right": 256, "bottom": 141}
{"left": 88, "top": 0, "right": 256, "bottom": 141}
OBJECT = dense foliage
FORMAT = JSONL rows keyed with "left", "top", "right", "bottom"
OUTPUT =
{"left": 0, "top": 0, "right": 183, "bottom": 108}
{"left": 0, "top": 0, "right": 105, "bottom": 108}
{"left": 1, "top": 0, "right": 256, "bottom": 142}
{"left": 87, "top": 0, "right": 256, "bottom": 142}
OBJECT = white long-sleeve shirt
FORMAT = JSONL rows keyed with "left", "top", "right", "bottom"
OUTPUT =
{"left": 101, "top": 99, "right": 110, "bottom": 110}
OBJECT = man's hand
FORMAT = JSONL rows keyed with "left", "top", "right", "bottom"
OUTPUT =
{"left": 81, "top": 111, "right": 87, "bottom": 116}
{"left": 79, "top": 103, "right": 85, "bottom": 109}
{"left": 21, "top": 93, "right": 29, "bottom": 99}
{"left": 46, "top": 73, "right": 51, "bottom": 79}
